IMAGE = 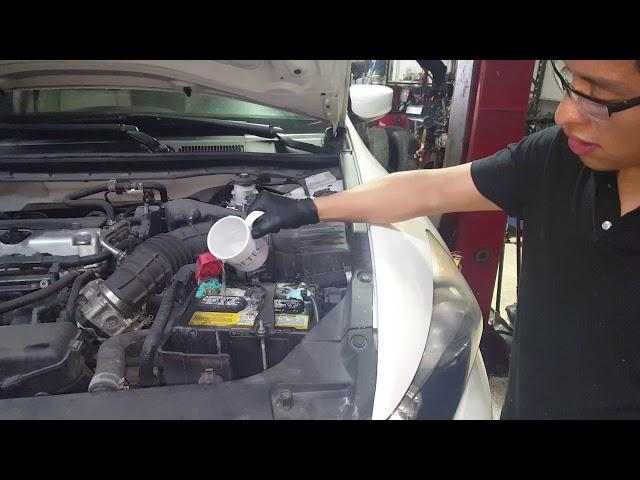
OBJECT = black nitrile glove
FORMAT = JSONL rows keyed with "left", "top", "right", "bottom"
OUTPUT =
{"left": 248, "top": 191, "right": 319, "bottom": 238}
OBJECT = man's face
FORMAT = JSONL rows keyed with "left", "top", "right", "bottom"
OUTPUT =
{"left": 554, "top": 60, "right": 640, "bottom": 171}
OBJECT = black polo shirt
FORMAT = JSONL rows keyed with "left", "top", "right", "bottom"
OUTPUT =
{"left": 471, "top": 125, "right": 640, "bottom": 419}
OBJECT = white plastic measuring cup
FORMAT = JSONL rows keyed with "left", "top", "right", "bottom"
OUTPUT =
{"left": 206, "top": 211, "right": 268, "bottom": 272}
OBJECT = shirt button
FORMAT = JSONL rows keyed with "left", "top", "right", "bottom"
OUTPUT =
{"left": 602, "top": 220, "right": 613, "bottom": 231}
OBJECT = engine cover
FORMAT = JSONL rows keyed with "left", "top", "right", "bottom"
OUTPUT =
{"left": 0, "top": 217, "right": 106, "bottom": 304}
{"left": 0, "top": 228, "right": 102, "bottom": 258}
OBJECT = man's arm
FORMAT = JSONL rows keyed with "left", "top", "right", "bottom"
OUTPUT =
{"left": 248, "top": 126, "right": 559, "bottom": 238}
{"left": 249, "top": 163, "right": 499, "bottom": 238}
{"left": 314, "top": 162, "right": 500, "bottom": 224}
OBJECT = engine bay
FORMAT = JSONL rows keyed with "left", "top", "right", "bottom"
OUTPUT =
{"left": 0, "top": 172, "right": 353, "bottom": 401}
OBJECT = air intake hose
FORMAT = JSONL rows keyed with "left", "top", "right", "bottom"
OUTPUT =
{"left": 102, "top": 222, "right": 211, "bottom": 315}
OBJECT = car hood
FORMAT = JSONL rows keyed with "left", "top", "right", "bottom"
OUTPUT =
{"left": 0, "top": 60, "right": 352, "bottom": 130}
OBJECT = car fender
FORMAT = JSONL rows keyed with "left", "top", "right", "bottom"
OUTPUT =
{"left": 347, "top": 117, "right": 437, "bottom": 419}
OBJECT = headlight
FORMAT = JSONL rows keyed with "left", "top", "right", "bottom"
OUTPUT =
{"left": 390, "top": 230, "right": 483, "bottom": 420}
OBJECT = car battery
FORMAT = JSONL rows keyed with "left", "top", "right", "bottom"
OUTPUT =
{"left": 273, "top": 283, "right": 317, "bottom": 330}
{"left": 157, "top": 283, "right": 317, "bottom": 384}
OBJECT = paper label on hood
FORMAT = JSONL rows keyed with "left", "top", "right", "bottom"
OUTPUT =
{"left": 286, "top": 171, "right": 344, "bottom": 199}
{"left": 305, "top": 171, "right": 337, "bottom": 190}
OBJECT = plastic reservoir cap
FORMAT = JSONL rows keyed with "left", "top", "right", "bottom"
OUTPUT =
{"left": 195, "top": 252, "right": 223, "bottom": 282}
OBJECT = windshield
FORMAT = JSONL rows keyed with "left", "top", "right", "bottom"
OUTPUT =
{"left": 2, "top": 89, "right": 329, "bottom": 133}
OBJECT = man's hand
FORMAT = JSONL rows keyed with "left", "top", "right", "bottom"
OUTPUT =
{"left": 248, "top": 191, "right": 320, "bottom": 238}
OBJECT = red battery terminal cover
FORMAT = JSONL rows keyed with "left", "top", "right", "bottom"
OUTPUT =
{"left": 195, "top": 252, "right": 223, "bottom": 282}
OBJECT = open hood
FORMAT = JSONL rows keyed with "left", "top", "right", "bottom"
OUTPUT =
{"left": 0, "top": 60, "right": 352, "bottom": 130}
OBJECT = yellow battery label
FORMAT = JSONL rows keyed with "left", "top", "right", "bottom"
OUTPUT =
{"left": 275, "top": 314, "right": 309, "bottom": 330}
{"left": 189, "top": 311, "right": 240, "bottom": 327}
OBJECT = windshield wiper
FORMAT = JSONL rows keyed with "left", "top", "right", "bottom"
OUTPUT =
{"left": 117, "top": 115, "right": 325, "bottom": 154}
{"left": 0, "top": 123, "right": 172, "bottom": 153}
{"left": 0, "top": 114, "right": 325, "bottom": 154}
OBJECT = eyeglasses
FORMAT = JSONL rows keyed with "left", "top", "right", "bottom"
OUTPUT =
{"left": 551, "top": 60, "right": 640, "bottom": 122}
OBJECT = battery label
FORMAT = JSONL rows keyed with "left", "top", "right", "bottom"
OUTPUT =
{"left": 275, "top": 314, "right": 309, "bottom": 330}
{"left": 274, "top": 298, "right": 305, "bottom": 314}
{"left": 188, "top": 311, "right": 257, "bottom": 327}
{"left": 199, "top": 295, "right": 246, "bottom": 312}
{"left": 189, "top": 311, "right": 240, "bottom": 327}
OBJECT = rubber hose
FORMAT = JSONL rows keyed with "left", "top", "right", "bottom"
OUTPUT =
{"left": 63, "top": 182, "right": 168, "bottom": 221}
{"left": 88, "top": 329, "right": 149, "bottom": 393}
{"left": 0, "top": 271, "right": 79, "bottom": 315}
{"left": 63, "top": 185, "right": 115, "bottom": 222}
{"left": 138, "top": 282, "right": 178, "bottom": 385}
{"left": 64, "top": 270, "right": 96, "bottom": 324}
{"left": 58, "top": 251, "right": 112, "bottom": 268}
{"left": 136, "top": 181, "right": 168, "bottom": 203}
{"left": 115, "top": 181, "right": 169, "bottom": 203}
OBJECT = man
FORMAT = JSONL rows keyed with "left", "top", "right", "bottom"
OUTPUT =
{"left": 249, "top": 61, "right": 640, "bottom": 419}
